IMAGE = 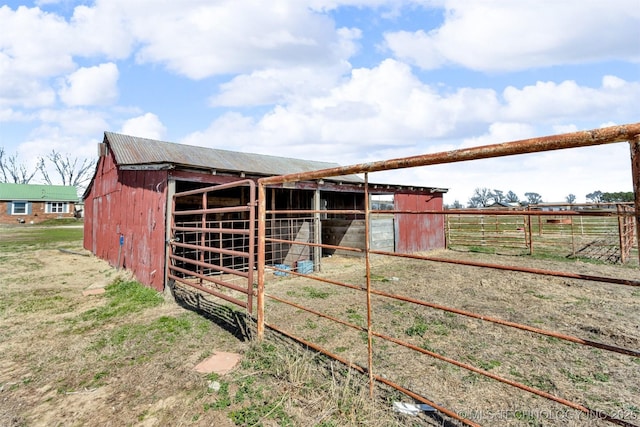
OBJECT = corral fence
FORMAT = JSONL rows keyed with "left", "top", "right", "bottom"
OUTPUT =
{"left": 446, "top": 202, "right": 637, "bottom": 264}
{"left": 255, "top": 123, "right": 640, "bottom": 427}
{"left": 169, "top": 179, "right": 257, "bottom": 313}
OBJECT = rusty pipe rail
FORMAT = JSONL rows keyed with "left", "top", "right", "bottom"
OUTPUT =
{"left": 260, "top": 123, "right": 640, "bottom": 184}
{"left": 370, "top": 250, "right": 640, "bottom": 287}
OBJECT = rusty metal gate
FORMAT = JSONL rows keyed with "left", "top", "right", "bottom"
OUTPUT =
{"left": 618, "top": 203, "right": 636, "bottom": 263}
{"left": 169, "top": 180, "right": 256, "bottom": 313}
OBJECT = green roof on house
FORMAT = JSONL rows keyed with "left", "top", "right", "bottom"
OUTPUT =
{"left": 0, "top": 183, "right": 78, "bottom": 202}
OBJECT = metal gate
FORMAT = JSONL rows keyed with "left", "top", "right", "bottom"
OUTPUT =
{"left": 169, "top": 180, "right": 256, "bottom": 313}
{"left": 618, "top": 203, "right": 636, "bottom": 263}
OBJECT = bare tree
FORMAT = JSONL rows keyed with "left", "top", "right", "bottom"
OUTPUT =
{"left": 524, "top": 192, "right": 543, "bottom": 205}
{"left": 468, "top": 187, "right": 494, "bottom": 208}
{"left": 39, "top": 150, "right": 95, "bottom": 189}
{"left": 505, "top": 191, "right": 520, "bottom": 204}
{"left": 0, "top": 147, "right": 40, "bottom": 184}
{"left": 565, "top": 194, "right": 576, "bottom": 204}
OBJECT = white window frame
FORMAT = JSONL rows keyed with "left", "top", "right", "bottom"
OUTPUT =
{"left": 46, "top": 202, "right": 69, "bottom": 214}
{"left": 11, "top": 201, "right": 27, "bottom": 215}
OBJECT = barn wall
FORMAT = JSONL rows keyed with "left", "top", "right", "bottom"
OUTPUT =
{"left": 322, "top": 218, "right": 394, "bottom": 256}
{"left": 84, "top": 152, "right": 168, "bottom": 291}
{"left": 394, "top": 193, "right": 445, "bottom": 253}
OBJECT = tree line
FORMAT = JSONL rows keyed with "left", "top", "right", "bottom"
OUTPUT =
{"left": 0, "top": 147, "right": 94, "bottom": 191}
{"left": 447, "top": 188, "right": 634, "bottom": 208}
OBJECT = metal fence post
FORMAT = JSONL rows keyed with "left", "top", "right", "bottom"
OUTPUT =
{"left": 630, "top": 136, "right": 640, "bottom": 264}
{"left": 257, "top": 181, "right": 267, "bottom": 340}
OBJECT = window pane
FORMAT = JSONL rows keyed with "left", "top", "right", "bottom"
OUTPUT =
{"left": 47, "top": 202, "right": 66, "bottom": 213}
{"left": 13, "top": 202, "right": 26, "bottom": 214}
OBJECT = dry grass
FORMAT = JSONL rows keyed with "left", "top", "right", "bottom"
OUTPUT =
{"left": 2, "top": 224, "right": 638, "bottom": 426}
{"left": 262, "top": 251, "right": 640, "bottom": 426}
{"left": 0, "top": 226, "right": 433, "bottom": 427}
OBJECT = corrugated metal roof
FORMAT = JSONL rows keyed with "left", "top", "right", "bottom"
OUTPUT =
{"left": 105, "top": 132, "right": 364, "bottom": 183}
{"left": 0, "top": 183, "right": 78, "bottom": 201}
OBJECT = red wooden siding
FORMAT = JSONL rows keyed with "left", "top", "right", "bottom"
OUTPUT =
{"left": 84, "top": 152, "right": 168, "bottom": 291}
{"left": 394, "top": 193, "right": 445, "bottom": 253}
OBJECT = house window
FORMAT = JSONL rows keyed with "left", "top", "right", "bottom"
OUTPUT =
{"left": 12, "top": 201, "right": 27, "bottom": 215}
{"left": 46, "top": 202, "right": 69, "bottom": 214}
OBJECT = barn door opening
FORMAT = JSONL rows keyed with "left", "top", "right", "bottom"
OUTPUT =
{"left": 168, "top": 180, "right": 256, "bottom": 313}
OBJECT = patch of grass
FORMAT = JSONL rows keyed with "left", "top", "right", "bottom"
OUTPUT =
{"left": 77, "top": 278, "right": 163, "bottom": 324}
{"left": 229, "top": 397, "right": 293, "bottom": 426}
{"left": 346, "top": 308, "right": 365, "bottom": 326}
{"left": 305, "top": 318, "right": 318, "bottom": 329}
{"left": 462, "top": 372, "right": 483, "bottom": 385}
{"left": 405, "top": 315, "right": 429, "bottom": 337}
{"left": 369, "top": 273, "right": 391, "bottom": 282}
{"left": 301, "top": 286, "right": 331, "bottom": 299}
{"left": 233, "top": 376, "right": 263, "bottom": 404}
{"left": 0, "top": 226, "right": 83, "bottom": 250}
{"left": 405, "top": 313, "right": 462, "bottom": 338}
{"left": 514, "top": 410, "right": 540, "bottom": 426}
{"left": 524, "top": 289, "right": 552, "bottom": 300}
{"left": 466, "top": 355, "right": 501, "bottom": 371}
{"left": 524, "top": 374, "right": 556, "bottom": 393}
{"left": 592, "top": 372, "right": 610, "bottom": 382}
{"left": 573, "top": 296, "right": 591, "bottom": 305}
{"left": 241, "top": 342, "right": 278, "bottom": 373}
{"left": 561, "top": 368, "right": 593, "bottom": 387}
{"left": 15, "top": 293, "right": 66, "bottom": 314}
{"left": 468, "top": 246, "right": 496, "bottom": 254}
{"left": 89, "top": 314, "right": 206, "bottom": 362}
{"left": 38, "top": 218, "right": 83, "bottom": 226}
{"left": 204, "top": 380, "right": 231, "bottom": 410}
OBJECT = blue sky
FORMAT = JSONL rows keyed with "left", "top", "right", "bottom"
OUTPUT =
{"left": 1, "top": 0, "right": 639, "bottom": 204}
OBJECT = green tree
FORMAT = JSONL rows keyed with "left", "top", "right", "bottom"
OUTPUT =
{"left": 601, "top": 191, "right": 633, "bottom": 202}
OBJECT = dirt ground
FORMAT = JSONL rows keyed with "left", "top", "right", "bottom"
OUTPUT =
{"left": 1, "top": 225, "right": 639, "bottom": 426}
{"left": 0, "top": 233, "right": 247, "bottom": 427}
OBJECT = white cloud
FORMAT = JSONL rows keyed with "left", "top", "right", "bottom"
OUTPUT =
{"left": 59, "top": 63, "right": 119, "bottom": 106}
{"left": 501, "top": 77, "right": 640, "bottom": 123}
{"left": 0, "top": 4, "right": 131, "bottom": 109}
{"left": 460, "top": 122, "right": 535, "bottom": 148}
{"left": 120, "top": 113, "right": 167, "bottom": 140}
{"left": 0, "top": 108, "right": 30, "bottom": 122}
{"left": 383, "top": 0, "right": 640, "bottom": 71}
{"left": 187, "top": 59, "right": 503, "bottom": 164}
{"left": 36, "top": 108, "right": 110, "bottom": 136}
{"left": 0, "top": 6, "right": 76, "bottom": 78}
{"left": 108, "top": 0, "right": 358, "bottom": 79}
{"left": 210, "top": 64, "right": 350, "bottom": 107}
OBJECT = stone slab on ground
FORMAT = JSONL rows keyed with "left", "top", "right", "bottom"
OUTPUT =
{"left": 194, "top": 352, "right": 241, "bottom": 375}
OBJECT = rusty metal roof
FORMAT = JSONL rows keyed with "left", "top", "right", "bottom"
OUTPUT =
{"left": 104, "top": 132, "right": 363, "bottom": 183}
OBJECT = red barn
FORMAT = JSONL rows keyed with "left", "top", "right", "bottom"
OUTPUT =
{"left": 83, "top": 132, "right": 446, "bottom": 291}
